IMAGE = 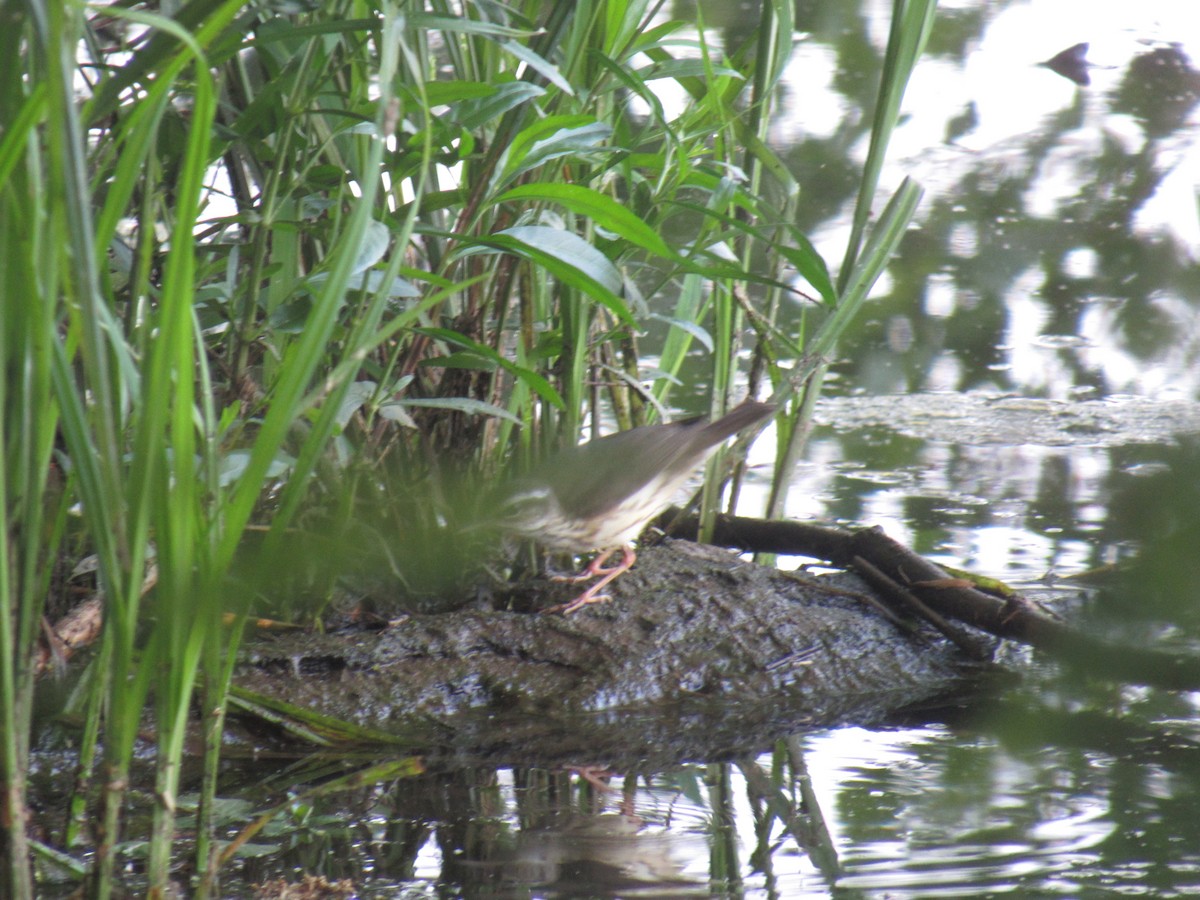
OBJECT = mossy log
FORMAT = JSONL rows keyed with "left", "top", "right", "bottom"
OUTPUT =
{"left": 234, "top": 534, "right": 1003, "bottom": 766}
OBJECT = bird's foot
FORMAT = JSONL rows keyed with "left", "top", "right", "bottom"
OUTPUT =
{"left": 554, "top": 545, "right": 638, "bottom": 581}
{"left": 542, "top": 591, "right": 612, "bottom": 616}
{"left": 550, "top": 548, "right": 620, "bottom": 583}
{"left": 540, "top": 546, "right": 635, "bottom": 615}
{"left": 550, "top": 570, "right": 601, "bottom": 584}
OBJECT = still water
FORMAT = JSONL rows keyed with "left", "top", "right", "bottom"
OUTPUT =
{"left": 762, "top": 0, "right": 1200, "bottom": 895}
{"left": 228, "top": 1, "right": 1200, "bottom": 896}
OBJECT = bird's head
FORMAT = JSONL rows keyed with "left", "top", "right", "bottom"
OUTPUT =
{"left": 491, "top": 480, "right": 562, "bottom": 540}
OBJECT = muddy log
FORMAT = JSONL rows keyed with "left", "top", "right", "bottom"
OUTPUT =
{"left": 232, "top": 509, "right": 1200, "bottom": 763}
{"left": 235, "top": 536, "right": 1004, "bottom": 763}
{"left": 230, "top": 505, "right": 1200, "bottom": 766}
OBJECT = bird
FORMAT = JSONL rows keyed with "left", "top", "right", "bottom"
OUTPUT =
{"left": 496, "top": 398, "right": 775, "bottom": 614}
{"left": 1039, "top": 42, "right": 1093, "bottom": 86}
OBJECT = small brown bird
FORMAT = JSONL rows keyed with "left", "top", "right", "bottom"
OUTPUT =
{"left": 498, "top": 398, "right": 775, "bottom": 614}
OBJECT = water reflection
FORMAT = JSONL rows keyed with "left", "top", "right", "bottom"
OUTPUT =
{"left": 224, "top": 702, "right": 1200, "bottom": 898}
{"left": 784, "top": 1, "right": 1200, "bottom": 401}
{"left": 715, "top": 0, "right": 1200, "bottom": 896}
{"left": 810, "top": 721, "right": 1123, "bottom": 897}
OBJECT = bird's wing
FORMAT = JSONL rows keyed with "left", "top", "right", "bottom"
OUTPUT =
{"left": 544, "top": 419, "right": 708, "bottom": 520}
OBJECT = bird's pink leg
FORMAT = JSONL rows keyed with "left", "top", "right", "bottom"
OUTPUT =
{"left": 543, "top": 545, "right": 637, "bottom": 615}
{"left": 551, "top": 548, "right": 618, "bottom": 583}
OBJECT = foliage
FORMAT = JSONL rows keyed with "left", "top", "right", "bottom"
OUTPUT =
{"left": 0, "top": 0, "right": 932, "bottom": 895}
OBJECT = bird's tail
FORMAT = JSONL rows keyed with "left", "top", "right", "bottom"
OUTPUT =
{"left": 691, "top": 398, "right": 775, "bottom": 452}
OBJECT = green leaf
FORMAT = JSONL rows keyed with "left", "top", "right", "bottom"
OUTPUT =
{"left": 497, "top": 225, "right": 623, "bottom": 294}
{"left": 393, "top": 397, "right": 524, "bottom": 425}
{"left": 377, "top": 403, "right": 417, "bottom": 427}
{"left": 421, "top": 351, "right": 498, "bottom": 371}
{"left": 305, "top": 269, "right": 420, "bottom": 299}
{"left": 229, "top": 686, "right": 420, "bottom": 746}
{"left": 452, "top": 81, "right": 545, "bottom": 130}
{"left": 629, "top": 19, "right": 689, "bottom": 55}
{"left": 495, "top": 183, "right": 674, "bottom": 259}
{"left": 450, "top": 226, "right": 634, "bottom": 325}
{"left": 218, "top": 450, "right": 294, "bottom": 488}
{"left": 635, "top": 57, "right": 744, "bottom": 83}
{"left": 334, "top": 381, "right": 377, "bottom": 428}
{"left": 413, "top": 325, "right": 565, "bottom": 409}
{"left": 647, "top": 312, "right": 714, "bottom": 352}
{"left": 500, "top": 39, "right": 574, "bottom": 95}
{"left": 409, "top": 13, "right": 540, "bottom": 40}
{"left": 495, "top": 115, "right": 612, "bottom": 189}
{"left": 588, "top": 47, "right": 672, "bottom": 127}
{"left": 0, "top": 83, "right": 46, "bottom": 192}
{"left": 350, "top": 220, "right": 390, "bottom": 275}
{"left": 776, "top": 229, "right": 836, "bottom": 305}
{"left": 421, "top": 80, "right": 496, "bottom": 105}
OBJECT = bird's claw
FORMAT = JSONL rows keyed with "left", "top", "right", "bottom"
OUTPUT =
{"left": 541, "top": 592, "right": 612, "bottom": 615}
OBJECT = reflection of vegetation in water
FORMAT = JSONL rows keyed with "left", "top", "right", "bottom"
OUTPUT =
{"left": 1101, "top": 437, "right": 1200, "bottom": 625}
{"left": 776, "top": 7, "right": 1200, "bottom": 401}
{"left": 221, "top": 766, "right": 713, "bottom": 896}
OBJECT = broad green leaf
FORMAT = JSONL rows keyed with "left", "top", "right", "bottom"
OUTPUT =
{"left": 334, "top": 381, "right": 377, "bottom": 428}
{"left": 305, "top": 269, "right": 420, "bottom": 299}
{"left": 497, "top": 225, "right": 623, "bottom": 294}
{"left": 776, "top": 230, "right": 836, "bottom": 305}
{"left": 377, "top": 403, "right": 418, "bottom": 427}
{"left": 422, "top": 81, "right": 496, "bottom": 105}
{"left": 500, "top": 39, "right": 574, "bottom": 95}
{"left": 452, "top": 81, "right": 545, "bottom": 130}
{"left": 218, "top": 450, "right": 295, "bottom": 488}
{"left": 351, "top": 220, "right": 391, "bottom": 275}
{"left": 449, "top": 227, "right": 635, "bottom": 326}
{"left": 647, "top": 312, "right": 714, "bottom": 352}
{"left": 495, "top": 115, "right": 612, "bottom": 189}
{"left": 495, "top": 183, "right": 674, "bottom": 259}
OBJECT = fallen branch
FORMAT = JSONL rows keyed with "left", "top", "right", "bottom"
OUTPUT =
{"left": 666, "top": 512, "right": 1200, "bottom": 691}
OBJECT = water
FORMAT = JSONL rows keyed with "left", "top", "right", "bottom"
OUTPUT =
{"left": 209, "top": 1, "right": 1200, "bottom": 896}
{"left": 759, "top": 1, "right": 1200, "bottom": 895}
